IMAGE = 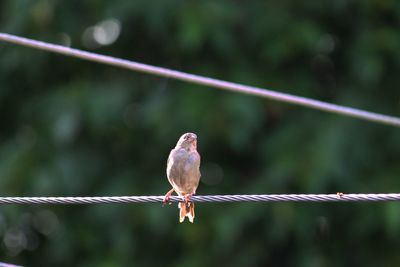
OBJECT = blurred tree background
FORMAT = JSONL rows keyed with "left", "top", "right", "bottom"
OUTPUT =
{"left": 0, "top": 0, "right": 400, "bottom": 266}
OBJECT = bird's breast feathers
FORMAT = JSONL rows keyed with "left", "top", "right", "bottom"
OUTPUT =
{"left": 167, "top": 148, "right": 200, "bottom": 194}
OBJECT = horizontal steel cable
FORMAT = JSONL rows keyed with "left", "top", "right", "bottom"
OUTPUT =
{"left": 0, "top": 33, "right": 399, "bottom": 127}
{"left": 0, "top": 194, "right": 398, "bottom": 204}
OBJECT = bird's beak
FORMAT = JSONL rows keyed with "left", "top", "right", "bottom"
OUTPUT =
{"left": 187, "top": 135, "right": 197, "bottom": 147}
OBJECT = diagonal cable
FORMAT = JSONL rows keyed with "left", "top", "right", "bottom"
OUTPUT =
{"left": 0, "top": 194, "right": 399, "bottom": 204}
{"left": 0, "top": 33, "right": 399, "bottom": 127}
{"left": 0, "top": 263, "right": 24, "bottom": 267}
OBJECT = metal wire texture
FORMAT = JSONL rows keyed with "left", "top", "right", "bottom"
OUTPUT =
{"left": 1, "top": 33, "right": 400, "bottom": 127}
{"left": 0, "top": 194, "right": 399, "bottom": 205}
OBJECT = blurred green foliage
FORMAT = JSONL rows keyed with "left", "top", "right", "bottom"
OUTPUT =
{"left": 0, "top": 0, "right": 400, "bottom": 266}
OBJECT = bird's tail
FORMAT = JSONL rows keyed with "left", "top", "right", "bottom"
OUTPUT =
{"left": 178, "top": 201, "right": 195, "bottom": 223}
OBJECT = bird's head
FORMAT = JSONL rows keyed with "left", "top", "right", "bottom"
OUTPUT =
{"left": 176, "top": 132, "right": 197, "bottom": 150}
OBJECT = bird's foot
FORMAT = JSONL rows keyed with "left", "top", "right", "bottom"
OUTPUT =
{"left": 183, "top": 193, "right": 193, "bottom": 203}
{"left": 336, "top": 192, "right": 344, "bottom": 199}
{"left": 163, "top": 189, "right": 174, "bottom": 206}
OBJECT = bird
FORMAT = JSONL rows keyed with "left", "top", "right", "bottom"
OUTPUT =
{"left": 163, "top": 133, "right": 201, "bottom": 223}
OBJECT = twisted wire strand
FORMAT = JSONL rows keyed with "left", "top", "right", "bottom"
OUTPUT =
{"left": 0, "top": 33, "right": 399, "bottom": 127}
{"left": 0, "top": 194, "right": 399, "bottom": 205}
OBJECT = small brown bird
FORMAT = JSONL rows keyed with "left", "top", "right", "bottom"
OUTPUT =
{"left": 164, "top": 133, "right": 201, "bottom": 223}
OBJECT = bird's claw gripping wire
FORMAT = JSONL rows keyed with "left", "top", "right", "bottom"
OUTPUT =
{"left": 162, "top": 189, "right": 174, "bottom": 206}
{"left": 183, "top": 194, "right": 193, "bottom": 204}
{"left": 336, "top": 192, "right": 344, "bottom": 199}
{"left": 163, "top": 191, "right": 193, "bottom": 206}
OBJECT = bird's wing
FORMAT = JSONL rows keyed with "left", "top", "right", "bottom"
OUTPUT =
{"left": 188, "top": 151, "right": 201, "bottom": 178}
{"left": 167, "top": 148, "right": 189, "bottom": 191}
{"left": 187, "top": 151, "right": 201, "bottom": 191}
